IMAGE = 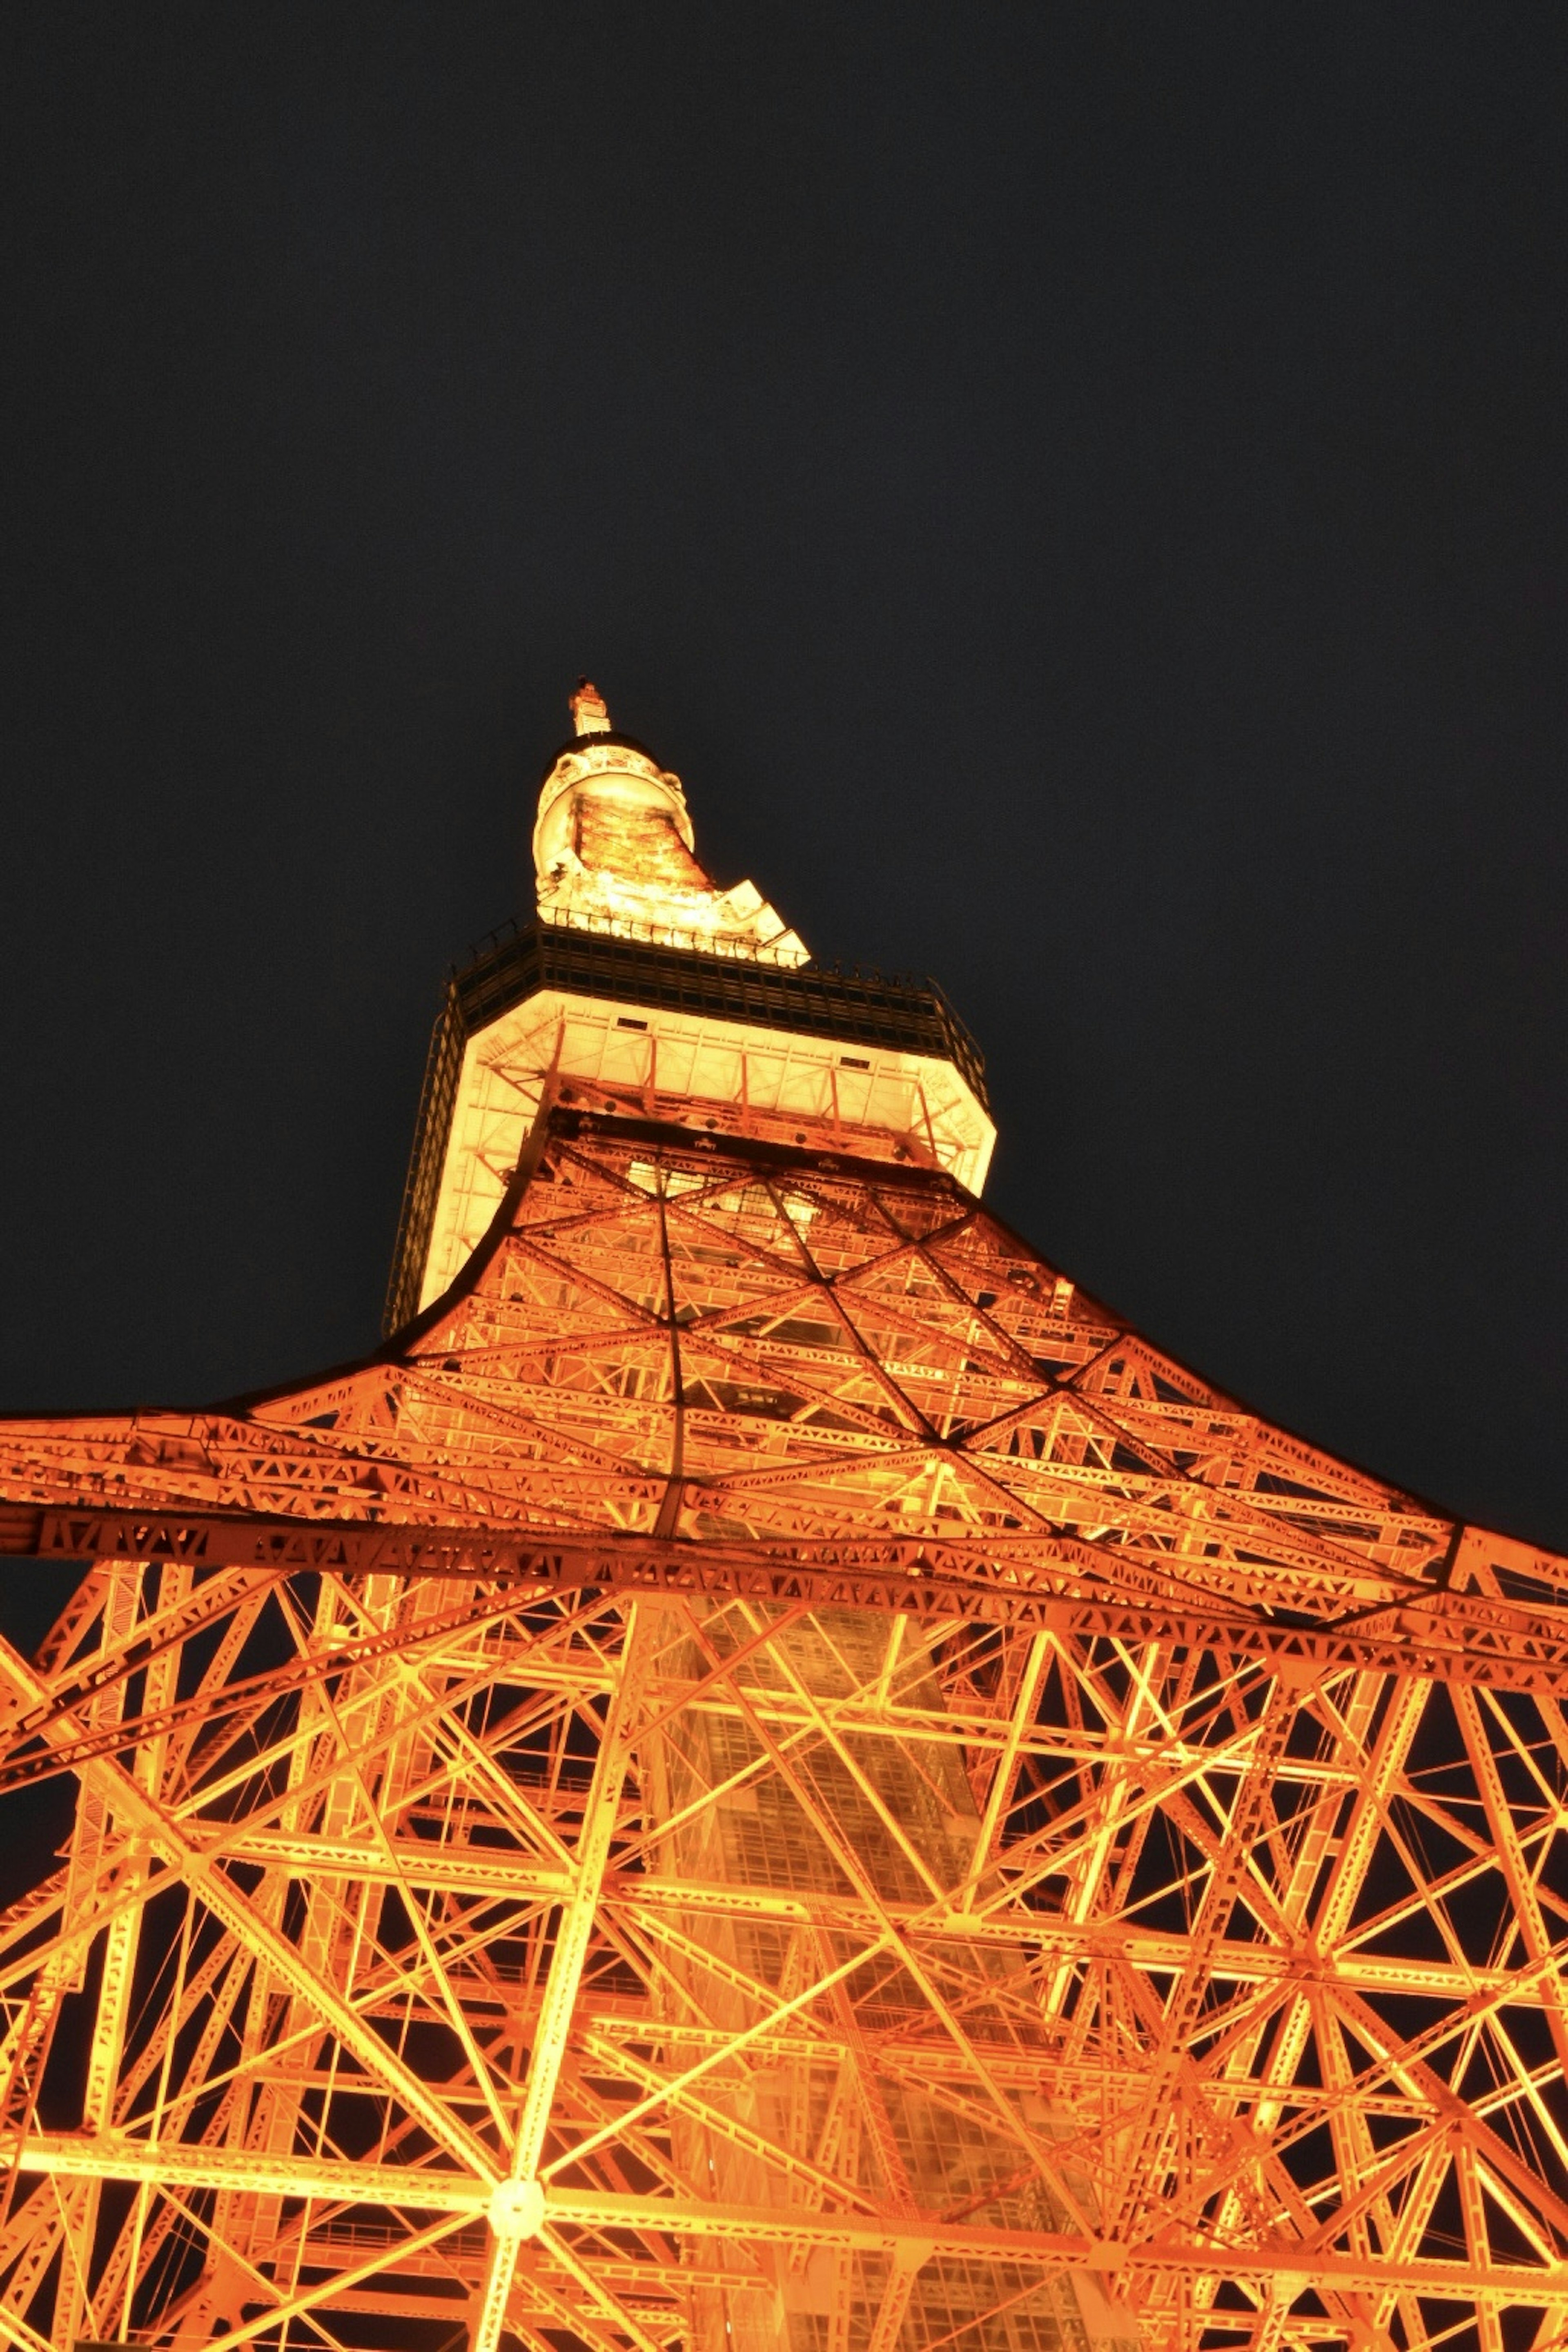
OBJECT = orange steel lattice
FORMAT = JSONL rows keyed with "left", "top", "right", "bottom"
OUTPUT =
{"left": 2, "top": 695, "right": 1568, "bottom": 2352}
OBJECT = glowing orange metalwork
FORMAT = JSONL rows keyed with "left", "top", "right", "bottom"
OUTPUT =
{"left": 0, "top": 692, "right": 1566, "bottom": 2352}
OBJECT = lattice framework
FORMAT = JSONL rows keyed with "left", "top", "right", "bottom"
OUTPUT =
{"left": 0, "top": 1110, "right": 1566, "bottom": 2352}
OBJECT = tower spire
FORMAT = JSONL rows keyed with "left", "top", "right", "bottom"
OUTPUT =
{"left": 531, "top": 693, "right": 811, "bottom": 969}
{"left": 569, "top": 675, "right": 612, "bottom": 735}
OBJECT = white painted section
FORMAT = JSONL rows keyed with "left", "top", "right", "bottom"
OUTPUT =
{"left": 532, "top": 737, "right": 808, "bottom": 965}
{"left": 417, "top": 987, "right": 996, "bottom": 1310}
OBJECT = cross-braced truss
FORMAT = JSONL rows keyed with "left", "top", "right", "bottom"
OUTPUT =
{"left": 2, "top": 1107, "right": 1566, "bottom": 2352}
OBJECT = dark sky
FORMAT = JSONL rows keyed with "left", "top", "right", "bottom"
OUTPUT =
{"left": 2, "top": 8, "right": 1567, "bottom": 1549}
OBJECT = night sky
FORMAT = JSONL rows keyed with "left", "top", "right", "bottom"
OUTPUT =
{"left": 3, "top": 8, "right": 1568, "bottom": 1557}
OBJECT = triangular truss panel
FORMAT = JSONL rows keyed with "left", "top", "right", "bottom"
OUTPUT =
{"left": 2, "top": 1110, "right": 1568, "bottom": 2352}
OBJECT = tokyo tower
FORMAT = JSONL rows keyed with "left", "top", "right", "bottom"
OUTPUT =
{"left": 2, "top": 680, "right": 1567, "bottom": 2352}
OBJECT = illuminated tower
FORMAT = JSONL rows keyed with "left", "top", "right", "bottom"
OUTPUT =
{"left": 2, "top": 684, "right": 1568, "bottom": 2352}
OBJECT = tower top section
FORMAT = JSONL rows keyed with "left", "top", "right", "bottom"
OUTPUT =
{"left": 532, "top": 681, "right": 808, "bottom": 967}
{"left": 568, "top": 676, "right": 612, "bottom": 734}
{"left": 385, "top": 685, "right": 995, "bottom": 1325}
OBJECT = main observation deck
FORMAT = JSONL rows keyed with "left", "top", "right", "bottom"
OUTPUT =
{"left": 386, "top": 911, "right": 991, "bottom": 1329}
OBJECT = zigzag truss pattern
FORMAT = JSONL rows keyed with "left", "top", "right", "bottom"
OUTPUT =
{"left": 0, "top": 1109, "right": 1566, "bottom": 2352}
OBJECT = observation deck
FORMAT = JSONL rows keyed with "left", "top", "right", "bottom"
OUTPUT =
{"left": 386, "top": 910, "right": 991, "bottom": 1330}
